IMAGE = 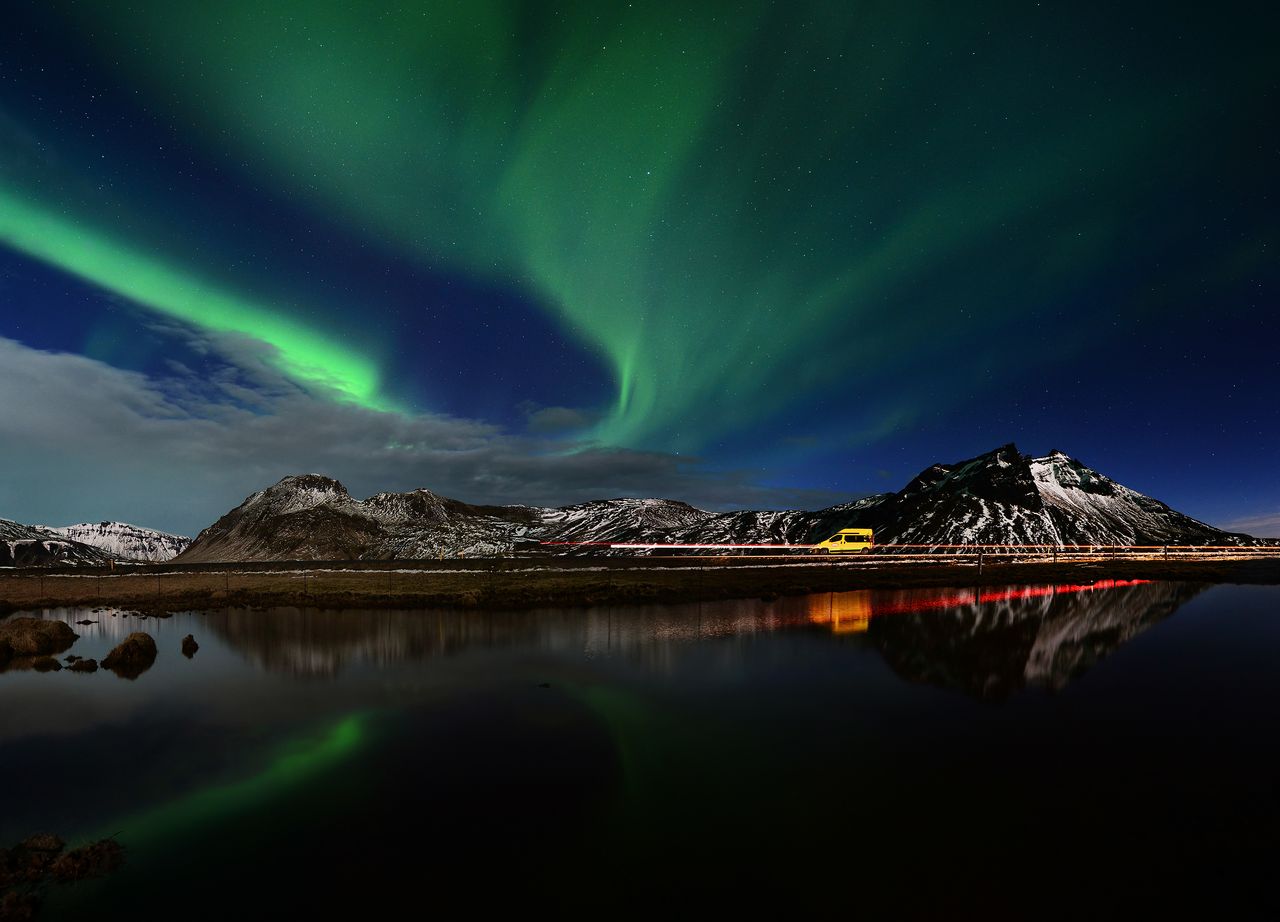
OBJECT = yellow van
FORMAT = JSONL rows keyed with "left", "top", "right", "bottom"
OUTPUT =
{"left": 810, "top": 528, "right": 874, "bottom": 554}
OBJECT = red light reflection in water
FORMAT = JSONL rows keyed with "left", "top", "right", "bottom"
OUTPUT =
{"left": 807, "top": 579, "right": 1152, "bottom": 633}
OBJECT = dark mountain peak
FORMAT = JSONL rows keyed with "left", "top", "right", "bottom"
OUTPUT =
{"left": 900, "top": 463, "right": 954, "bottom": 498}
{"left": 899, "top": 443, "right": 1041, "bottom": 511}
{"left": 819, "top": 493, "right": 894, "bottom": 514}
{"left": 267, "top": 473, "right": 349, "bottom": 497}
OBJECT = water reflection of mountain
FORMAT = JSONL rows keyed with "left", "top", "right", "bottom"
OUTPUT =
{"left": 864, "top": 580, "right": 1208, "bottom": 699}
{"left": 203, "top": 581, "right": 1206, "bottom": 691}
{"left": 203, "top": 602, "right": 826, "bottom": 677}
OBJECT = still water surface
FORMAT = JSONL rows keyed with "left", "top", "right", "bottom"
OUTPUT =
{"left": 2, "top": 580, "right": 1278, "bottom": 919}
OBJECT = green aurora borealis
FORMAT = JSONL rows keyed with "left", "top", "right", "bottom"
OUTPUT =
{"left": 0, "top": 188, "right": 383, "bottom": 405}
{"left": 0, "top": 0, "right": 1275, "bottom": 526}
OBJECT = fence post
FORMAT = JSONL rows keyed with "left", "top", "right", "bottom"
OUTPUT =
{"left": 978, "top": 548, "right": 983, "bottom": 577}
{"left": 1163, "top": 545, "right": 1168, "bottom": 560}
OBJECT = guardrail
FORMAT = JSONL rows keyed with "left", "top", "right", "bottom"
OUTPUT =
{"left": 540, "top": 541, "right": 1279, "bottom": 562}
{"left": 856, "top": 544, "right": 1275, "bottom": 558}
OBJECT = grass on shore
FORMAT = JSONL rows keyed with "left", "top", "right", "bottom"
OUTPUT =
{"left": 2, "top": 556, "right": 1278, "bottom": 614}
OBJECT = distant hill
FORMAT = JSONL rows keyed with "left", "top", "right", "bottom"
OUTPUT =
{"left": 177, "top": 444, "right": 1256, "bottom": 562}
{"left": 0, "top": 519, "right": 110, "bottom": 567}
{"left": 40, "top": 522, "right": 190, "bottom": 562}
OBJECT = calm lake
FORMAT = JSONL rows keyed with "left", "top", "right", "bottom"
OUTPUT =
{"left": 2, "top": 580, "right": 1278, "bottom": 919}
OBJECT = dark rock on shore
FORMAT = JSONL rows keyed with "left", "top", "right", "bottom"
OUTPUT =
{"left": 68, "top": 658, "right": 98, "bottom": 673}
{"left": 0, "top": 833, "right": 125, "bottom": 918}
{"left": 101, "top": 632, "right": 157, "bottom": 679}
{"left": 181, "top": 634, "right": 199, "bottom": 658}
{"left": 30, "top": 657, "right": 62, "bottom": 673}
{"left": 49, "top": 839, "right": 124, "bottom": 882}
{"left": 0, "top": 835, "right": 65, "bottom": 887}
{"left": 0, "top": 619, "right": 78, "bottom": 657}
{"left": 0, "top": 640, "right": 11, "bottom": 668}
{"left": 0, "top": 890, "right": 38, "bottom": 920}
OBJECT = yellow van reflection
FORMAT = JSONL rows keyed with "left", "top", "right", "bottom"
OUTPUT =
{"left": 809, "top": 528, "right": 874, "bottom": 554}
{"left": 808, "top": 591, "right": 873, "bottom": 633}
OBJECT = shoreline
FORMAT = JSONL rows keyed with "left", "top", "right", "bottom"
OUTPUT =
{"left": 2, "top": 556, "right": 1279, "bottom": 614}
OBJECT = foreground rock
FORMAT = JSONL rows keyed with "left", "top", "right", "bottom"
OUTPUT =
{"left": 0, "top": 833, "right": 124, "bottom": 918}
{"left": 0, "top": 835, "right": 64, "bottom": 887}
{"left": 101, "top": 632, "right": 157, "bottom": 679}
{"left": 181, "top": 634, "right": 199, "bottom": 658}
{"left": 68, "top": 658, "right": 98, "bottom": 673}
{"left": 49, "top": 839, "right": 124, "bottom": 882}
{"left": 0, "top": 619, "right": 78, "bottom": 657}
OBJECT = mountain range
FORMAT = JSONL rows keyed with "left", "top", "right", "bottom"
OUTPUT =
{"left": 174, "top": 443, "right": 1254, "bottom": 563}
{"left": 0, "top": 443, "right": 1255, "bottom": 566}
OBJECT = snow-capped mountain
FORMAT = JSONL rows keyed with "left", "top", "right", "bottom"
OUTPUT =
{"left": 0, "top": 518, "right": 111, "bottom": 567}
{"left": 178, "top": 474, "right": 542, "bottom": 562}
{"left": 41, "top": 522, "right": 190, "bottom": 562}
{"left": 177, "top": 445, "right": 1255, "bottom": 562}
{"left": 845, "top": 444, "right": 1251, "bottom": 547}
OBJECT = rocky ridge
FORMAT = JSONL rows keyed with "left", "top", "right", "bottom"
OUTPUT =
{"left": 176, "top": 445, "right": 1256, "bottom": 562}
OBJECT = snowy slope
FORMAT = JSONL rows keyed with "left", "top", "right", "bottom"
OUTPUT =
{"left": 540, "top": 498, "right": 714, "bottom": 546}
{"left": 0, "top": 518, "right": 111, "bottom": 567}
{"left": 42, "top": 522, "right": 190, "bottom": 562}
{"left": 1028, "top": 450, "right": 1231, "bottom": 545}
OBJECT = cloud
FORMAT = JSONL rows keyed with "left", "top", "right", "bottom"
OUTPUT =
{"left": 0, "top": 337, "right": 852, "bottom": 535}
{"left": 519, "top": 402, "right": 601, "bottom": 435}
{"left": 1219, "top": 512, "right": 1280, "bottom": 539}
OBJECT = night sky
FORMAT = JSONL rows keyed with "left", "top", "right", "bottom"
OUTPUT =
{"left": 1, "top": 1, "right": 1276, "bottom": 536}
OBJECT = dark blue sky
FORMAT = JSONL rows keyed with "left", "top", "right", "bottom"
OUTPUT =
{"left": 0, "top": 0, "right": 1276, "bottom": 535}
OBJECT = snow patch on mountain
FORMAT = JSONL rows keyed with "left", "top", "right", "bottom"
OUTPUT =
{"left": 41, "top": 521, "right": 191, "bottom": 562}
{"left": 0, "top": 518, "right": 111, "bottom": 567}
